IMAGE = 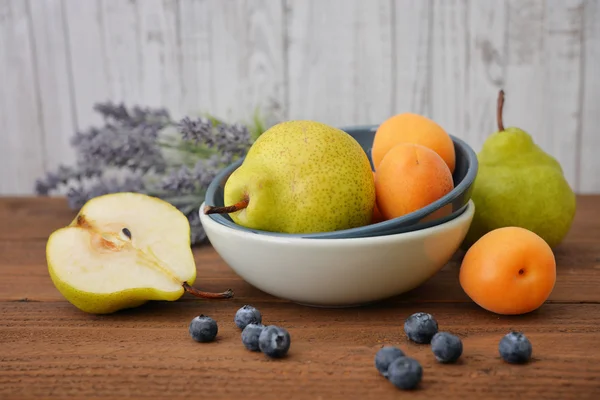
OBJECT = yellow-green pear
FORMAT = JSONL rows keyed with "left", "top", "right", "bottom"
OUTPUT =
{"left": 46, "top": 192, "right": 233, "bottom": 314}
{"left": 462, "top": 90, "right": 576, "bottom": 249}
{"left": 204, "top": 120, "right": 375, "bottom": 234}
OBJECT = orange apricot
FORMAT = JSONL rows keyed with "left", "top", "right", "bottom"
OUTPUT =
{"left": 374, "top": 143, "right": 454, "bottom": 220}
{"left": 459, "top": 227, "right": 556, "bottom": 315}
{"left": 372, "top": 113, "right": 455, "bottom": 173}
{"left": 371, "top": 171, "right": 385, "bottom": 223}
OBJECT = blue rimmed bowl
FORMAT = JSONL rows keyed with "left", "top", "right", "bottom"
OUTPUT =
{"left": 203, "top": 124, "right": 478, "bottom": 239}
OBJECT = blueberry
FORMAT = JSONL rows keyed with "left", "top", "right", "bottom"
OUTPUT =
{"left": 404, "top": 312, "right": 438, "bottom": 344}
{"left": 241, "top": 323, "right": 265, "bottom": 351}
{"left": 189, "top": 315, "right": 218, "bottom": 342}
{"left": 431, "top": 332, "right": 463, "bottom": 363}
{"left": 387, "top": 357, "right": 423, "bottom": 390}
{"left": 258, "top": 325, "right": 291, "bottom": 358}
{"left": 234, "top": 305, "right": 262, "bottom": 330}
{"left": 499, "top": 331, "right": 532, "bottom": 364}
{"left": 375, "top": 346, "right": 405, "bottom": 378}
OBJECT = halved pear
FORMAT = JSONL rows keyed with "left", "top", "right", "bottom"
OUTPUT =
{"left": 46, "top": 192, "right": 233, "bottom": 314}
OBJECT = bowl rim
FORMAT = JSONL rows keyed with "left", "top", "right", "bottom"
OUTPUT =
{"left": 203, "top": 124, "right": 478, "bottom": 237}
{"left": 199, "top": 199, "right": 475, "bottom": 247}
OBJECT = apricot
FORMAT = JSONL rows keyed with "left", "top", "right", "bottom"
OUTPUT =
{"left": 371, "top": 171, "right": 385, "bottom": 223}
{"left": 372, "top": 113, "right": 455, "bottom": 173}
{"left": 374, "top": 143, "right": 454, "bottom": 220}
{"left": 459, "top": 227, "right": 556, "bottom": 315}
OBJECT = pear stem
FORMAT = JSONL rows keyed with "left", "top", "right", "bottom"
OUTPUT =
{"left": 182, "top": 282, "right": 234, "bottom": 299}
{"left": 497, "top": 89, "right": 505, "bottom": 132}
{"left": 203, "top": 198, "right": 249, "bottom": 215}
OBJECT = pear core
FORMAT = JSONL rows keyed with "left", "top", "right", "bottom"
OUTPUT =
{"left": 46, "top": 192, "right": 233, "bottom": 314}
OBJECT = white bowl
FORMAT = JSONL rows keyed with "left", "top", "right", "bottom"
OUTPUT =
{"left": 199, "top": 200, "right": 475, "bottom": 307}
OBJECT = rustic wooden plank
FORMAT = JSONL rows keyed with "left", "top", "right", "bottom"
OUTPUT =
{"left": 62, "top": 0, "right": 110, "bottom": 127}
{"left": 28, "top": 0, "right": 77, "bottom": 171}
{"left": 1, "top": 301, "right": 599, "bottom": 399}
{"left": 287, "top": 0, "right": 393, "bottom": 126}
{"left": 429, "top": 0, "right": 508, "bottom": 151}
{"left": 178, "top": 0, "right": 286, "bottom": 125}
{"left": 464, "top": 0, "right": 507, "bottom": 152}
{"left": 1, "top": 197, "right": 598, "bottom": 304}
{"left": 0, "top": 197, "right": 77, "bottom": 241}
{"left": 1, "top": 231, "right": 598, "bottom": 304}
{"left": 136, "top": 0, "right": 183, "bottom": 114}
{"left": 504, "top": 0, "right": 583, "bottom": 190}
{"left": 99, "top": 0, "right": 142, "bottom": 105}
{"left": 0, "top": 0, "right": 46, "bottom": 195}
{"left": 392, "top": 0, "right": 432, "bottom": 115}
{"left": 428, "top": 0, "right": 470, "bottom": 143}
{"left": 579, "top": 0, "right": 600, "bottom": 193}
{"left": 208, "top": 0, "right": 286, "bottom": 125}
{"left": 177, "top": 0, "right": 213, "bottom": 117}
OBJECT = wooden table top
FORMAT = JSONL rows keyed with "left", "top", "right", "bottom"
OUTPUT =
{"left": 1, "top": 196, "right": 599, "bottom": 399}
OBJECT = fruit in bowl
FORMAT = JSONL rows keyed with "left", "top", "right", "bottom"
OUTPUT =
{"left": 204, "top": 115, "right": 476, "bottom": 238}
{"left": 199, "top": 199, "right": 475, "bottom": 307}
{"left": 204, "top": 120, "right": 376, "bottom": 234}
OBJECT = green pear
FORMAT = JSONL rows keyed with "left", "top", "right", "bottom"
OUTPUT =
{"left": 46, "top": 192, "right": 233, "bottom": 314}
{"left": 204, "top": 120, "right": 376, "bottom": 234}
{"left": 462, "top": 90, "right": 576, "bottom": 249}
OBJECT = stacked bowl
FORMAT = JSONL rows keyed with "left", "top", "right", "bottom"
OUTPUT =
{"left": 199, "top": 125, "right": 478, "bottom": 307}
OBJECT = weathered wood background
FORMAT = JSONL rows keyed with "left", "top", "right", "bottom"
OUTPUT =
{"left": 1, "top": 0, "right": 598, "bottom": 195}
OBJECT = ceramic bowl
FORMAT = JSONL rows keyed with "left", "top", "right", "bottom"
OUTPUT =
{"left": 199, "top": 199, "right": 475, "bottom": 307}
{"left": 203, "top": 125, "right": 478, "bottom": 239}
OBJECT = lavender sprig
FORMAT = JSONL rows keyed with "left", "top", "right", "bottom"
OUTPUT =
{"left": 34, "top": 101, "right": 268, "bottom": 246}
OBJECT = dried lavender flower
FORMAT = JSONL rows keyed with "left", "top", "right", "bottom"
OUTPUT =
{"left": 35, "top": 100, "right": 270, "bottom": 247}
{"left": 94, "top": 101, "right": 171, "bottom": 129}
{"left": 176, "top": 117, "right": 252, "bottom": 156}
{"left": 72, "top": 124, "right": 167, "bottom": 173}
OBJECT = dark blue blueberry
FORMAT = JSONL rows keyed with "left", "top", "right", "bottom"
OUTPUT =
{"left": 241, "top": 323, "right": 265, "bottom": 351}
{"left": 234, "top": 305, "right": 262, "bottom": 330}
{"left": 258, "top": 325, "right": 291, "bottom": 358}
{"left": 499, "top": 331, "right": 532, "bottom": 364}
{"left": 375, "top": 346, "right": 405, "bottom": 378}
{"left": 189, "top": 314, "right": 218, "bottom": 342}
{"left": 404, "top": 312, "right": 438, "bottom": 344}
{"left": 431, "top": 332, "right": 463, "bottom": 363}
{"left": 387, "top": 357, "right": 423, "bottom": 390}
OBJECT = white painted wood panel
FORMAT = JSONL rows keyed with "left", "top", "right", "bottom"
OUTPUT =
{"left": 62, "top": 0, "right": 110, "bottom": 127}
{"left": 538, "top": 0, "right": 583, "bottom": 189}
{"left": 392, "top": 0, "right": 432, "bottom": 116}
{"left": 28, "top": 0, "right": 77, "bottom": 170}
{"left": 580, "top": 0, "right": 600, "bottom": 194}
{"left": 287, "top": 0, "right": 394, "bottom": 126}
{"left": 429, "top": 0, "right": 472, "bottom": 145}
{"left": 0, "top": 0, "right": 46, "bottom": 195}
{"left": 206, "top": 0, "right": 286, "bottom": 125}
{"left": 0, "top": 0, "right": 598, "bottom": 195}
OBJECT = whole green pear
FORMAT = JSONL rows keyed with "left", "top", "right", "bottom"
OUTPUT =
{"left": 462, "top": 90, "right": 576, "bottom": 249}
{"left": 204, "top": 120, "right": 376, "bottom": 234}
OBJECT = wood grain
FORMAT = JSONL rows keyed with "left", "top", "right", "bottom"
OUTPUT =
{"left": 137, "top": 0, "right": 183, "bottom": 114}
{"left": 538, "top": 0, "right": 584, "bottom": 190}
{"left": 62, "top": 0, "right": 110, "bottom": 128}
{"left": 1, "top": 303, "right": 599, "bottom": 399}
{"left": 1, "top": 0, "right": 600, "bottom": 193}
{"left": 0, "top": 0, "right": 46, "bottom": 195}
{"left": 28, "top": 0, "right": 77, "bottom": 170}
{"left": 580, "top": 0, "right": 600, "bottom": 193}
{"left": 1, "top": 196, "right": 600, "bottom": 399}
{"left": 287, "top": 0, "right": 393, "bottom": 126}
{"left": 392, "top": 0, "right": 432, "bottom": 116}
{"left": 429, "top": 0, "right": 471, "bottom": 145}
